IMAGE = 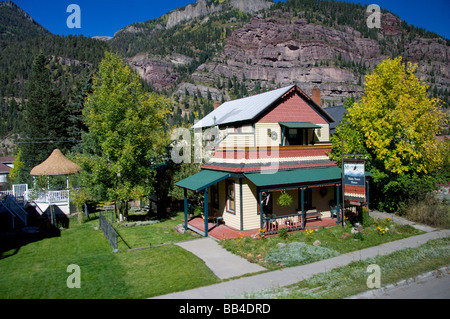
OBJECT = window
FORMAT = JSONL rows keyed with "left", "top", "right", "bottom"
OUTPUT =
{"left": 286, "top": 129, "right": 313, "bottom": 145}
{"left": 226, "top": 180, "right": 235, "bottom": 213}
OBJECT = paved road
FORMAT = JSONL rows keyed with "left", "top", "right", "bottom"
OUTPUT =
{"left": 374, "top": 275, "right": 450, "bottom": 299}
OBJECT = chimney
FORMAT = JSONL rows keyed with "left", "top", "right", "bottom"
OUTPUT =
{"left": 312, "top": 87, "right": 321, "bottom": 107}
{"left": 213, "top": 101, "right": 221, "bottom": 110}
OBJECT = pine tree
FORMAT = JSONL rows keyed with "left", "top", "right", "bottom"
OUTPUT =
{"left": 66, "top": 70, "right": 92, "bottom": 152}
{"left": 19, "top": 52, "right": 68, "bottom": 183}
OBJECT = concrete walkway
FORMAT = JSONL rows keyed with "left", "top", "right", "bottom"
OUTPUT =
{"left": 175, "top": 237, "right": 266, "bottom": 279}
{"left": 369, "top": 211, "right": 437, "bottom": 232}
{"left": 155, "top": 229, "right": 450, "bottom": 299}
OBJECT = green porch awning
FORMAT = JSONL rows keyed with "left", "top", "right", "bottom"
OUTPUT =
{"left": 245, "top": 166, "right": 342, "bottom": 189}
{"left": 175, "top": 169, "right": 230, "bottom": 192}
{"left": 279, "top": 122, "right": 322, "bottom": 129}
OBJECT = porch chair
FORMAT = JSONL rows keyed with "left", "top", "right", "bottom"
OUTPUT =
{"left": 330, "top": 204, "right": 342, "bottom": 222}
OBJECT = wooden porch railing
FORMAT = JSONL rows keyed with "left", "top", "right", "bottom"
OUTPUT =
{"left": 263, "top": 213, "right": 304, "bottom": 235}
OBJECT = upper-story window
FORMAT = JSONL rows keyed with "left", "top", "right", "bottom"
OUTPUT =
{"left": 286, "top": 128, "right": 313, "bottom": 145}
{"left": 280, "top": 122, "right": 321, "bottom": 146}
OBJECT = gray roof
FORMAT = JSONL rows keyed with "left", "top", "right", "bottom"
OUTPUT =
{"left": 325, "top": 105, "right": 348, "bottom": 134}
{"left": 192, "top": 85, "right": 295, "bottom": 129}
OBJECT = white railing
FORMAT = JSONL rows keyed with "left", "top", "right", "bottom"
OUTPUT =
{"left": 0, "top": 184, "right": 28, "bottom": 198}
{"left": 0, "top": 190, "right": 13, "bottom": 196}
{"left": 34, "top": 190, "right": 69, "bottom": 203}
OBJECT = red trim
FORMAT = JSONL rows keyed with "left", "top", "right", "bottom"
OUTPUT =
{"left": 211, "top": 146, "right": 332, "bottom": 161}
{"left": 344, "top": 185, "right": 366, "bottom": 195}
{"left": 202, "top": 162, "right": 337, "bottom": 173}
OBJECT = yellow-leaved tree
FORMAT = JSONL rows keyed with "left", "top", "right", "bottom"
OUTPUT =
{"left": 330, "top": 57, "right": 448, "bottom": 211}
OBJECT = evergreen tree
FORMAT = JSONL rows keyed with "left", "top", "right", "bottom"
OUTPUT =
{"left": 19, "top": 52, "right": 68, "bottom": 183}
{"left": 66, "top": 70, "right": 92, "bottom": 153}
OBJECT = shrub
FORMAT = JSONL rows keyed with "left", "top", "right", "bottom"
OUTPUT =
{"left": 278, "top": 227, "right": 288, "bottom": 240}
{"left": 400, "top": 193, "right": 450, "bottom": 228}
{"left": 265, "top": 242, "right": 340, "bottom": 266}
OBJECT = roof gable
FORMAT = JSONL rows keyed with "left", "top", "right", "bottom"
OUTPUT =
{"left": 192, "top": 85, "right": 294, "bottom": 129}
{"left": 192, "top": 84, "right": 334, "bottom": 129}
{"left": 257, "top": 89, "right": 333, "bottom": 124}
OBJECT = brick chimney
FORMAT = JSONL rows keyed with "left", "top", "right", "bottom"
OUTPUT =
{"left": 312, "top": 87, "right": 321, "bottom": 107}
{"left": 214, "top": 101, "right": 221, "bottom": 110}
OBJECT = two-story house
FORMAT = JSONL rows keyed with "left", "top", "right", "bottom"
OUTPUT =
{"left": 175, "top": 84, "right": 369, "bottom": 238}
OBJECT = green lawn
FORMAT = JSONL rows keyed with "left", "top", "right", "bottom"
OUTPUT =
{"left": 0, "top": 213, "right": 219, "bottom": 299}
{"left": 115, "top": 213, "right": 197, "bottom": 249}
{"left": 0, "top": 211, "right": 428, "bottom": 299}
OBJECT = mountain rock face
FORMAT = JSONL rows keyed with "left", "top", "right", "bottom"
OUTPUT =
{"left": 127, "top": 53, "right": 183, "bottom": 90}
{"left": 106, "top": 0, "right": 450, "bottom": 108}
{"left": 166, "top": 0, "right": 273, "bottom": 28}
{"left": 192, "top": 13, "right": 449, "bottom": 105}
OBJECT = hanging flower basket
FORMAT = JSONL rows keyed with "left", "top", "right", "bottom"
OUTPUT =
{"left": 278, "top": 191, "right": 293, "bottom": 207}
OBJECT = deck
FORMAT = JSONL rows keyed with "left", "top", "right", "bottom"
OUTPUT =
{"left": 186, "top": 216, "right": 340, "bottom": 240}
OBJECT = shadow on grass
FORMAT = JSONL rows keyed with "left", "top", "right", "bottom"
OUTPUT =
{"left": 0, "top": 205, "right": 62, "bottom": 259}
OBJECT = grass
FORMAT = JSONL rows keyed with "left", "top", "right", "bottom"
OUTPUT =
{"left": 235, "top": 238, "right": 450, "bottom": 299}
{"left": 220, "top": 214, "right": 422, "bottom": 270}
{"left": 0, "top": 212, "right": 219, "bottom": 299}
{"left": 115, "top": 212, "right": 199, "bottom": 249}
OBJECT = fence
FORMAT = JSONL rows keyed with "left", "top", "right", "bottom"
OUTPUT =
{"left": 0, "top": 184, "right": 28, "bottom": 197}
{"left": 99, "top": 212, "right": 118, "bottom": 252}
{"left": 263, "top": 213, "right": 304, "bottom": 235}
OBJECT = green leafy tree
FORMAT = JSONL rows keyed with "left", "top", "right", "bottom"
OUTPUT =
{"left": 330, "top": 57, "right": 448, "bottom": 211}
{"left": 81, "top": 52, "right": 170, "bottom": 218}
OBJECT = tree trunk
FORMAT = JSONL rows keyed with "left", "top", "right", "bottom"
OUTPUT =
{"left": 123, "top": 200, "right": 129, "bottom": 221}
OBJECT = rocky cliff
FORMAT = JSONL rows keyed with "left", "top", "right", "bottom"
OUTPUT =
{"left": 116, "top": 1, "right": 449, "bottom": 108}
{"left": 166, "top": 0, "right": 273, "bottom": 28}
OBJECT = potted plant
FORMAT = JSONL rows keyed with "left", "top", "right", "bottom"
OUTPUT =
{"left": 278, "top": 191, "right": 293, "bottom": 207}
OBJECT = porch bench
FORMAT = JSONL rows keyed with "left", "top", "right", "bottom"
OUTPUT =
{"left": 305, "top": 210, "right": 322, "bottom": 221}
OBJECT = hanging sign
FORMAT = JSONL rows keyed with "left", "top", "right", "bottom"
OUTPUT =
{"left": 343, "top": 158, "right": 366, "bottom": 202}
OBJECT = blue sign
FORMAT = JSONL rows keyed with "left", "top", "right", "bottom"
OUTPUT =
{"left": 344, "top": 162, "right": 365, "bottom": 187}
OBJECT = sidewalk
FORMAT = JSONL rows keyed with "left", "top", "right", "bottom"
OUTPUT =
{"left": 175, "top": 237, "right": 266, "bottom": 279}
{"left": 153, "top": 229, "right": 450, "bottom": 299}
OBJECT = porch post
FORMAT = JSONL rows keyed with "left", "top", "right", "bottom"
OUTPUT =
{"left": 259, "top": 190, "right": 263, "bottom": 230}
{"left": 301, "top": 187, "right": 305, "bottom": 229}
{"left": 366, "top": 180, "right": 370, "bottom": 211}
{"left": 336, "top": 183, "right": 341, "bottom": 223}
{"left": 204, "top": 187, "right": 209, "bottom": 237}
{"left": 239, "top": 178, "right": 243, "bottom": 231}
{"left": 183, "top": 189, "right": 188, "bottom": 231}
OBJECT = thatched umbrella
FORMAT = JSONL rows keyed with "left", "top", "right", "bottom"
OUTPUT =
{"left": 30, "top": 149, "right": 81, "bottom": 177}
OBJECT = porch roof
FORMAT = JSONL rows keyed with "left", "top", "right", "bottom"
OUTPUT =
{"left": 279, "top": 122, "right": 322, "bottom": 129}
{"left": 175, "top": 169, "right": 230, "bottom": 192}
{"left": 245, "top": 166, "right": 342, "bottom": 189}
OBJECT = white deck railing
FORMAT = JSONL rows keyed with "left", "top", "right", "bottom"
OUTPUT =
{"left": 0, "top": 190, "right": 13, "bottom": 196}
{"left": 34, "top": 190, "right": 69, "bottom": 203}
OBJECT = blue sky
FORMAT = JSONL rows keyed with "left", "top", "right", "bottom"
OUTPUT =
{"left": 12, "top": 0, "right": 450, "bottom": 39}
